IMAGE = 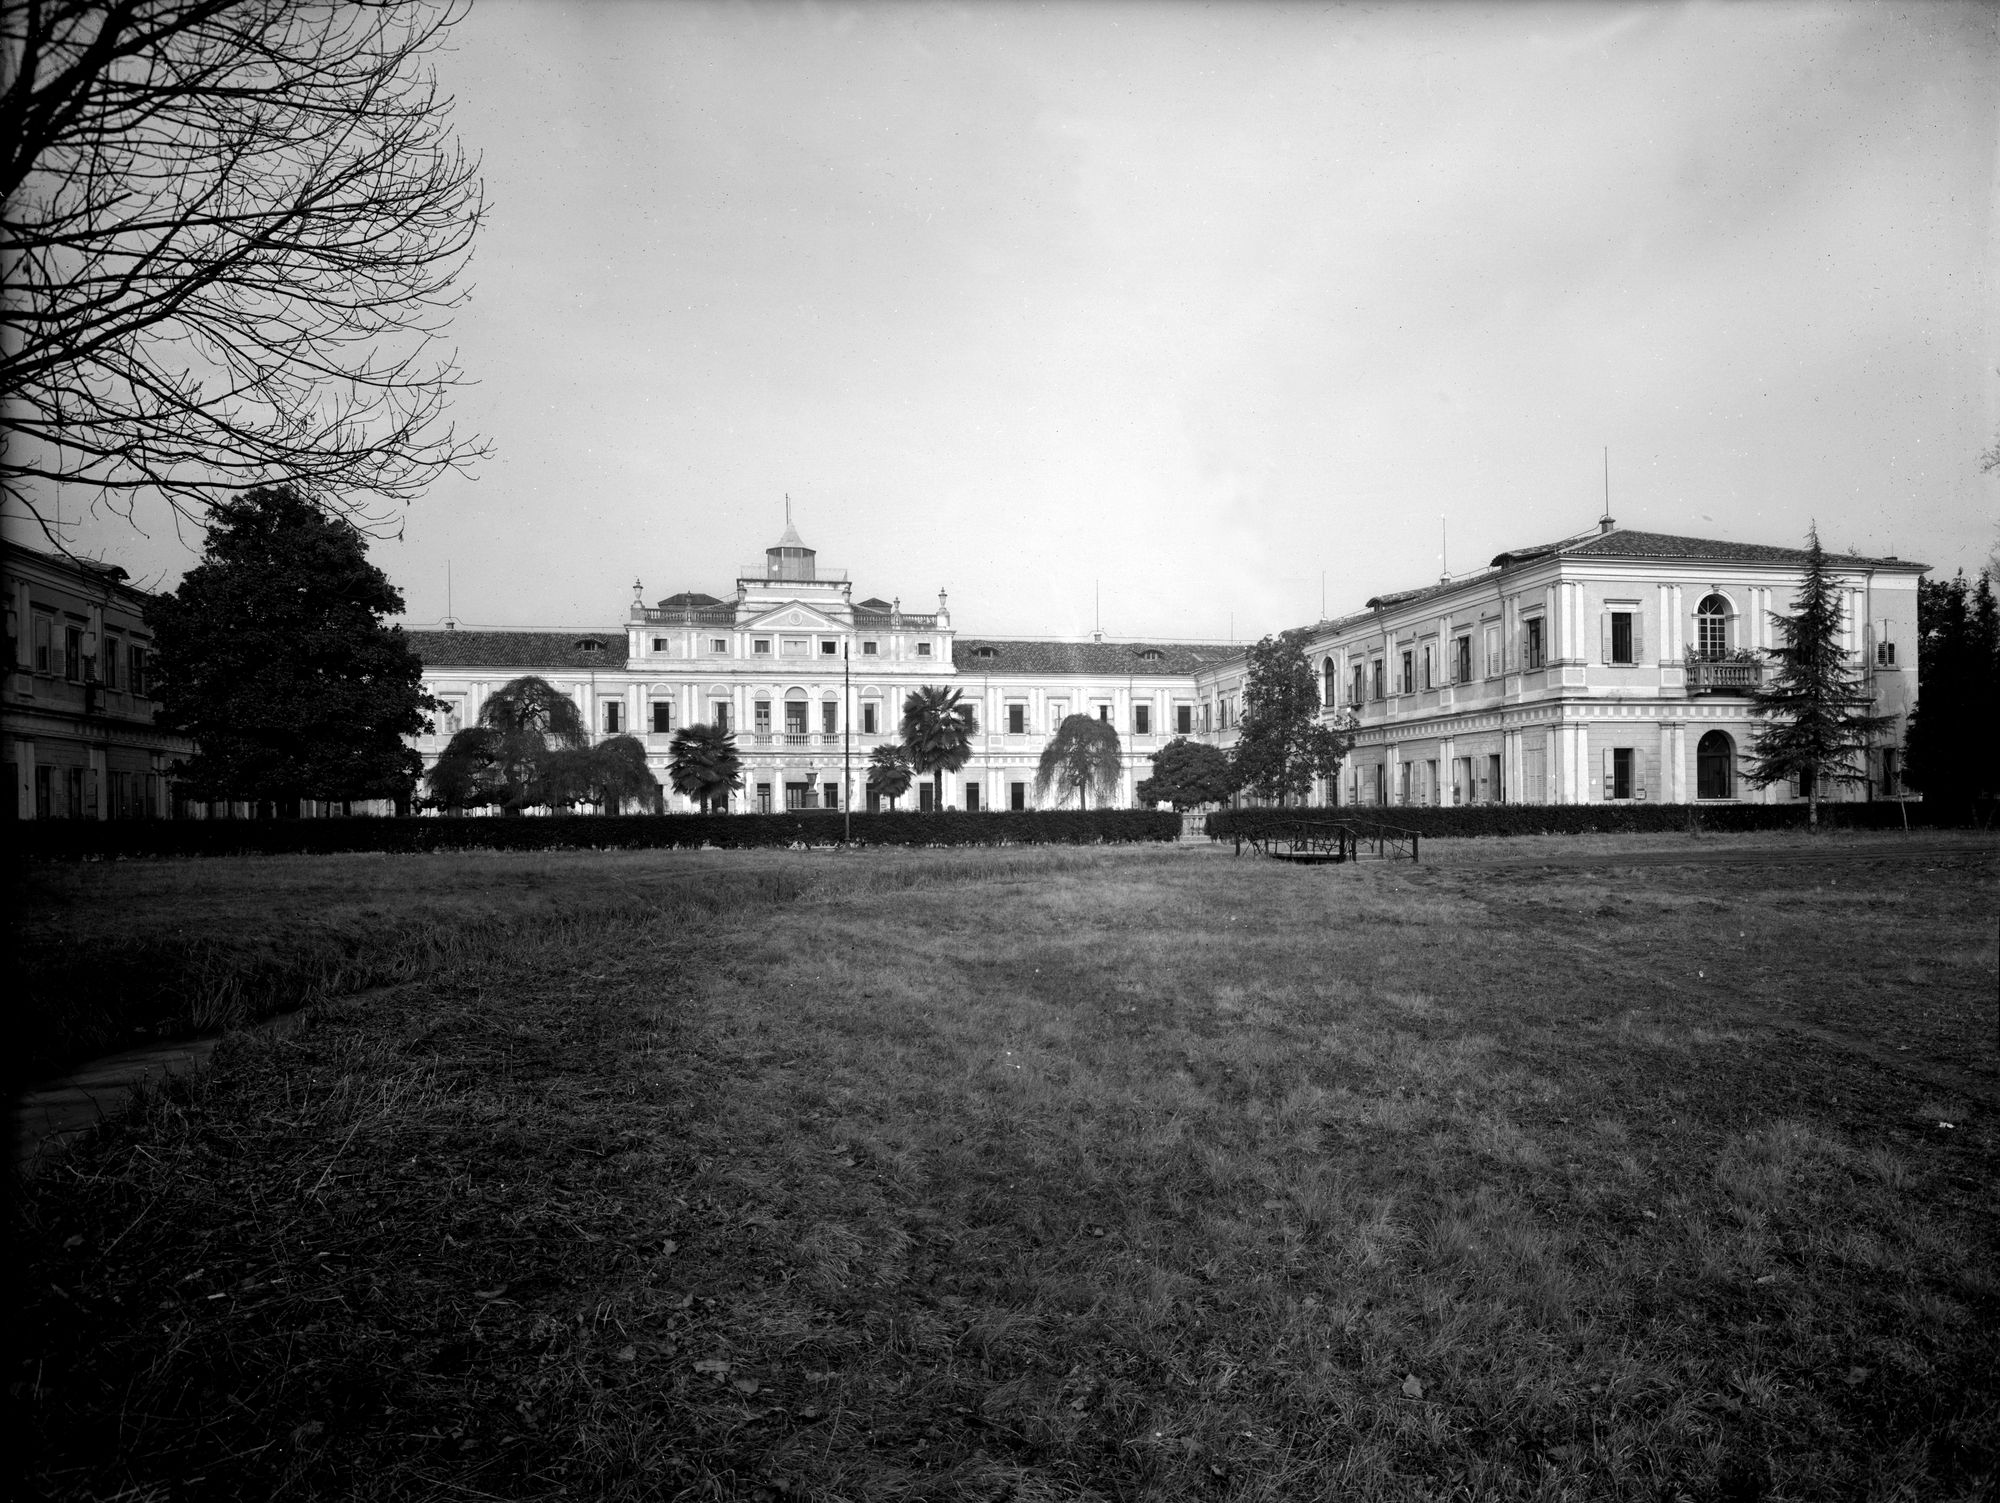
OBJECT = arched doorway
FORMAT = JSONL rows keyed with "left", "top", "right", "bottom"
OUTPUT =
{"left": 1697, "top": 729, "right": 1735, "bottom": 799}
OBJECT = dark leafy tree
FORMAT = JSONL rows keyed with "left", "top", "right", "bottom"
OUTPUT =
{"left": 1905, "top": 570, "right": 1999, "bottom": 819}
{"left": 1036, "top": 714, "right": 1122, "bottom": 810}
{"left": 1231, "top": 629, "right": 1355, "bottom": 805}
{"left": 582, "top": 734, "right": 661, "bottom": 814}
{"left": 667, "top": 723, "right": 741, "bottom": 813}
{"left": 150, "top": 485, "right": 433, "bottom": 813}
{"left": 867, "top": 744, "right": 915, "bottom": 809}
{"left": 426, "top": 675, "right": 586, "bottom": 814}
{"left": 1136, "top": 737, "right": 1240, "bottom": 810}
{"left": 1745, "top": 526, "right": 1895, "bottom": 828}
{"left": 900, "top": 684, "right": 978, "bottom": 809}
{"left": 1, "top": 0, "right": 486, "bottom": 539}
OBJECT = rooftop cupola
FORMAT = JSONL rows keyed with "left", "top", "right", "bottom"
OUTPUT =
{"left": 766, "top": 500, "right": 816, "bottom": 581}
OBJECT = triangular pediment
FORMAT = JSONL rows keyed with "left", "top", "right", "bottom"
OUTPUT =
{"left": 740, "top": 600, "right": 846, "bottom": 633}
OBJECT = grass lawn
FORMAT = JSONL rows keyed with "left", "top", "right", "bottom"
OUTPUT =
{"left": 14, "top": 838, "right": 1999, "bottom": 1500}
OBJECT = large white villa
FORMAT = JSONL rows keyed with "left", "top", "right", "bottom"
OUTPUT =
{"left": 404, "top": 516, "right": 1924, "bottom": 813}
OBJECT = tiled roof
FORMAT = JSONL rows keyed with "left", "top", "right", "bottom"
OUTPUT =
{"left": 1558, "top": 529, "right": 1921, "bottom": 570}
{"left": 1363, "top": 569, "right": 1501, "bottom": 613}
{"left": 406, "top": 630, "right": 629, "bottom": 669}
{"left": 952, "top": 638, "right": 1237, "bottom": 676}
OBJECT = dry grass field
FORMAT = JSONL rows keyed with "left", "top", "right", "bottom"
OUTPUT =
{"left": 13, "top": 836, "right": 1999, "bottom": 1501}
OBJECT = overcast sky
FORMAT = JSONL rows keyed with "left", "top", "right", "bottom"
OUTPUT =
{"left": 22, "top": 0, "right": 2000, "bottom": 640}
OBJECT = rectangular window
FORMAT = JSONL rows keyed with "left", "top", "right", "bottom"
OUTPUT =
{"left": 1133, "top": 703, "right": 1150, "bottom": 735}
{"left": 821, "top": 640, "right": 838, "bottom": 656}
{"left": 101, "top": 635, "right": 120, "bottom": 689}
{"left": 1606, "top": 747, "right": 1634, "bottom": 800}
{"left": 33, "top": 612, "right": 54, "bottom": 674}
{"left": 823, "top": 781, "right": 839, "bottom": 810}
{"left": 862, "top": 640, "right": 878, "bottom": 656}
{"left": 756, "top": 782, "right": 773, "bottom": 814}
{"left": 753, "top": 638, "right": 771, "bottom": 655}
{"left": 1175, "top": 704, "right": 1192, "bottom": 735}
{"left": 710, "top": 638, "right": 728, "bottom": 654}
{"left": 754, "top": 701, "right": 772, "bottom": 733}
{"left": 1524, "top": 743, "right": 1547, "bottom": 802}
{"left": 1351, "top": 664, "right": 1364, "bottom": 705}
{"left": 1371, "top": 660, "right": 1385, "bottom": 700}
{"left": 1487, "top": 753, "right": 1502, "bottom": 804}
{"left": 713, "top": 703, "right": 730, "bottom": 732}
{"left": 652, "top": 636, "right": 669, "bottom": 652}
{"left": 863, "top": 703, "right": 879, "bottom": 735}
{"left": 963, "top": 783, "right": 981, "bottom": 813}
{"left": 651, "top": 701, "right": 673, "bottom": 734}
{"left": 64, "top": 625, "right": 82, "bottom": 682}
{"left": 1398, "top": 762, "right": 1411, "bottom": 803}
{"left": 1609, "top": 612, "right": 1634, "bottom": 665}
{"left": 1484, "top": 625, "right": 1501, "bottom": 678}
{"left": 1010, "top": 781, "right": 1027, "bottom": 811}
{"left": 786, "top": 782, "right": 808, "bottom": 811}
{"left": 1422, "top": 644, "right": 1435, "bottom": 690}
{"left": 35, "top": 765, "right": 51, "bottom": 819}
{"left": 1876, "top": 640, "right": 1896, "bottom": 667}
{"left": 1097, "top": 704, "right": 1110, "bottom": 722}
{"left": 1400, "top": 650, "right": 1414, "bottom": 694}
{"left": 1523, "top": 616, "right": 1545, "bottom": 670}
{"left": 821, "top": 702, "right": 837, "bottom": 734}
{"left": 785, "top": 702, "right": 807, "bottom": 735}
{"left": 66, "top": 766, "right": 85, "bottom": 819}
{"left": 602, "top": 702, "right": 622, "bottom": 734}
{"left": 1049, "top": 700, "right": 1067, "bottom": 727}
{"left": 128, "top": 644, "right": 149, "bottom": 695}
{"left": 1007, "top": 703, "right": 1026, "bottom": 735}
{"left": 1452, "top": 635, "right": 1471, "bottom": 684}
{"left": 919, "top": 782, "right": 935, "bottom": 812}
{"left": 916, "top": 641, "right": 933, "bottom": 656}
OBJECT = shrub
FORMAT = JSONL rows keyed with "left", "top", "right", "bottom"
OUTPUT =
{"left": 1203, "top": 801, "right": 1978, "bottom": 843}
{"left": 13, "top": 809, "right": 1183, "bottom": 861}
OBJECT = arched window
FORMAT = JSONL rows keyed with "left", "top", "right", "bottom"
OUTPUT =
{"left": 1696, "top": 595, "right": 1730, "bottom": 660}
{"left": 1322, "top": 657, "right": 1336, "bottom": 708}
{"left": 1697, "top": 729, "right": 1735, "bottom": 800}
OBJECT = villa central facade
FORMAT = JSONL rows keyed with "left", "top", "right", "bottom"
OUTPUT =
{"left": 405, "top": 516, "right": 1924, "bottom": 813}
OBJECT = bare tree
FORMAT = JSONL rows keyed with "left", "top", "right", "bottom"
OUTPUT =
{"left": 1, "top": 0, "right": 486, "bottom": 541}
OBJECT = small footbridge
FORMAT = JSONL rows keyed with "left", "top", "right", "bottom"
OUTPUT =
{"left": 1230, "top": 818, "right": 1421, "bottom": 864}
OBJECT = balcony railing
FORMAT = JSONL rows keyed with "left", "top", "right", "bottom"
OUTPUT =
{"left": 1686, "top": 658, "right": 1762, "bottom": 693}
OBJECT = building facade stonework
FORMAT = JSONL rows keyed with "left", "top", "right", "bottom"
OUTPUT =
{"left": 405, "top": 518, "right": 1925, "bottom": 814}
{"left": 4, "top": 540, "right": 191, "bottom": 819}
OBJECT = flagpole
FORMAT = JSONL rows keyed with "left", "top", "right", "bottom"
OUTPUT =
{"left": 843, "top": 638, "right": 852, "bottom": 845}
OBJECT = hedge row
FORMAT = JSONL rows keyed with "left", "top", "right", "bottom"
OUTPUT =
{"left": 1204, "top": 800, "right": 1983, "bottom": 842}
{"left": 10, "top": 808, "right": 1185, "bottom": 860}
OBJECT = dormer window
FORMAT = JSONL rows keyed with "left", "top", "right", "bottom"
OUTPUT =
{"left": 1136, "top": 647, "right": 1164, "bottom": 662}
{"left": 971, "top": 646, "right": 998, "bottom": 661}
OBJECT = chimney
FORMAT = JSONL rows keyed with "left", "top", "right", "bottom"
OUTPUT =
{"left": 1598, "top": 514, "right": 1616, "bottom": 535}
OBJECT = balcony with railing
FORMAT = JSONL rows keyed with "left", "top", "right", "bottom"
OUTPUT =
{"left": 1685, "top": 655, "right": 1763, "bottom": 694}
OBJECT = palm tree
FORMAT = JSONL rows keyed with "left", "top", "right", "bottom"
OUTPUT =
{"left": 867, "top": 743, "right": 915, "bottom": 809}
{"left": 668, "top": 723, "right": 742, "bottom": 813}
{"left": 1035, "top": 713, "right": 1123, "bottom": 810}
{"left": 900, "top": 684, "right": 978, "bottom": 810}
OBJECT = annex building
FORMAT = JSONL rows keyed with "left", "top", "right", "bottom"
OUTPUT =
{"left": 5, "top": 539, "right": 192, "bottom": 819}
{"left": 405, "top": 516, "right": 1924, "bottom": 814}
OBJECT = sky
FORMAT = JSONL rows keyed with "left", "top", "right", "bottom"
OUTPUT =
{"left": 17, "top": 0, "right": 2000, "bottom": 641}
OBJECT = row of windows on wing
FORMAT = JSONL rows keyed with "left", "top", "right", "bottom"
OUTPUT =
{"left": 21, "top": 610, "right": 153, "bottom": 692}
{"left": 436, "top": 695, "right": 1197, "bottom": 740}
{"left": 1338, "top": 730, "right": 1751, "bottom": 806}
{"left": 640, "top": 635, "right": 933, "bottom": 659}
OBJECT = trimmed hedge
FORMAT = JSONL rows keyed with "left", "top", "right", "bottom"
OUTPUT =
{"left": 1204, "top": 800, "right": 1982, "bottom": 842}
{"left": 9, "top": 808, "right": 1184, "bottom": 861}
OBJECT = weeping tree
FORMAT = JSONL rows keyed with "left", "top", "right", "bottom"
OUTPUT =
{"left": 900, "top": 685, "right": 978, "bottom": 810}
{"left": 667, "top": 723, "right": 742, "bottom": 813}
{"left": 1746, "top": 526, "right": 1895, "bottom": 829}
{"left": 1036, "top": 714, "right": 1123, "bottom": 810}
{"left": 866, "top": 744, "right": 915, "bottom": 810}
{"left": 426, "top": 675, "right": 583, "bottom": 813}
{"left": 538, "top": 735, "right": 660, "bottom": 814}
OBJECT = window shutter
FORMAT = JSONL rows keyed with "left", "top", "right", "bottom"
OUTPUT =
{"left": 1632, "top": 613, "right": 1644, "bottom": 663}
{"left": 1600, "top": 613, "right": 1612, "bottom": 664}
{"left": 1602, "top": 747, "right": 1614, "bottom": 799}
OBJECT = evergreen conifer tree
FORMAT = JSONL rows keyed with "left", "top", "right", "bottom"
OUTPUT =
{"left": 1745, "top": 527, "right": 1894, "bottom": 828}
